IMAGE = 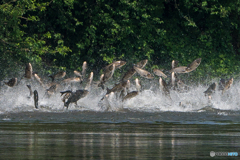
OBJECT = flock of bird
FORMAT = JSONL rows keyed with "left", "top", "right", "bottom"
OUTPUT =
{"left": 2, "top": 58, "right": 234, "bottom": 111}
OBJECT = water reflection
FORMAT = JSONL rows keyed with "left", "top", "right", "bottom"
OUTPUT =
{"left": 0, "top": 123, "right": 240, "bottom": 159}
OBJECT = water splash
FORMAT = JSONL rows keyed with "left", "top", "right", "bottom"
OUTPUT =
{"left": 0, "top": 77, "right": 239, "bottom": 114}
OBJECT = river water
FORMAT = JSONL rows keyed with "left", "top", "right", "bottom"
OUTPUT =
{"left": 0, "top": 78, "right": 240, "bottom": 159}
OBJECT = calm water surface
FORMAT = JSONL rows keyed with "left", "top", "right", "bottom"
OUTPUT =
{"left": 0, "top": 111, "right": 240, "bottom": 159}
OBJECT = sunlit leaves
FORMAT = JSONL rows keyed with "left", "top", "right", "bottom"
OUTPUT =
{"left": 202, "top": 1, "right": 207, "bottom": 7}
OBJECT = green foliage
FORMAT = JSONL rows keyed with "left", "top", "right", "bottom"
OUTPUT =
{"left": 1, "top": 0, "right": 240, "bottom": 82}
{"left": 0, "top": 0, "right": 71, "bottom": 78}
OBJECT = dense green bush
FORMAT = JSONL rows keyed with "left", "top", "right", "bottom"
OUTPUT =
{"left": 1, "top": 0, "right": 240, "bottom": 81}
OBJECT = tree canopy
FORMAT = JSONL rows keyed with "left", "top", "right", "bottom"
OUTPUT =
{"left": 1, "top": 0, "right": 240, "bottom": 80}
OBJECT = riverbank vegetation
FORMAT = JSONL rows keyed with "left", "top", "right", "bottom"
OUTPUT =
{"left": 1, "top": 0, "right": 240, "bottom": 81}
